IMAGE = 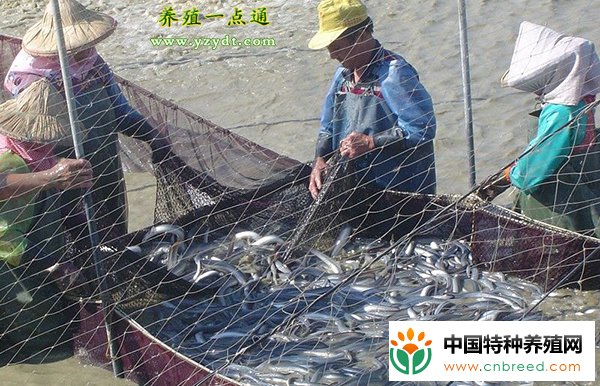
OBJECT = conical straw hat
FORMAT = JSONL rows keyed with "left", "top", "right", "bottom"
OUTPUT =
{"left": 22, "top": 0, "right": 117, "bottom": 56}
{"left": 0, "top": 79, "right": 76, "bottom": 145}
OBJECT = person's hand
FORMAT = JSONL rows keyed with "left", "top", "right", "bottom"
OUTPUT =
{"left": 46, "top": 158, "right": 93, "bottom": 190}
{"left": 475, "top": 170, "right": 511, "bottom": 201}
{"left": 339, "top": 131, "right": 374, "bottom": 159}
{"left": 309, "top": 156, "right": 327, "bottom": 200}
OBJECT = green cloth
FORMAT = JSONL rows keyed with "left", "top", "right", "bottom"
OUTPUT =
{"left": 0, "top": 151, "right": 37, "bottom": 266}
{"left": 510, "top": 102, "right": 600, "bottom": 237}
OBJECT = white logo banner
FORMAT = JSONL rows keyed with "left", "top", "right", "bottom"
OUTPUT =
{"left": 388, "top": 321, "right": 595, "bottom": 382}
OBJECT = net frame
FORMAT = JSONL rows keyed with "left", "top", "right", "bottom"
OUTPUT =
{"left": 1, "top": 6, "right": 600, "bottom": 384}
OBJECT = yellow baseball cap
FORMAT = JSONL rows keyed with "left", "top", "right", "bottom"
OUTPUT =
{"left": 308, "top": 0, "right": 369, "bottom": 50}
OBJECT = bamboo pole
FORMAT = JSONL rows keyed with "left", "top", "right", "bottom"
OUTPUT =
{"left": 458, "top": 0, "right": 477, "bottom": 188}
{"left": 50, "top": 0, "right": 124, "bottom": 377}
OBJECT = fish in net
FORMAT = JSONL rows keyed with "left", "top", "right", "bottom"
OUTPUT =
{"left": 2, "top": 33, "right": 600, "bottom": 385}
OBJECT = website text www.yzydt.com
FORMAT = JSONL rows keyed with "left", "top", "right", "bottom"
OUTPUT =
{"left": 149, "top": 35, "right": 276, "bottom": 50}
{"left": 444, "top": 361, "right": 581, "bottom": 373}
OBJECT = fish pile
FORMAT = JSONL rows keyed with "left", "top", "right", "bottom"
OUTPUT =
{"left": 129, "top": 224, "right": 545, "bottom": 386}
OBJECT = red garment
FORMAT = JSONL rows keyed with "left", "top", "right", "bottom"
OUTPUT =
{"left": 0, "top": 136, "right": 56, "bottom": 172}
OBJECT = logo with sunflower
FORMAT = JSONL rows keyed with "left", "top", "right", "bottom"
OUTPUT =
{"left": 390, "top": 327, "right": 432, "bottom": 375}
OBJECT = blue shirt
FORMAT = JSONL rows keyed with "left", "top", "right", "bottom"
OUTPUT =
{"left": 319, "top": 51, "right": 436, "bottom": 149}
{"left": 317, "top": 46, "right": 436, "bottom": 192}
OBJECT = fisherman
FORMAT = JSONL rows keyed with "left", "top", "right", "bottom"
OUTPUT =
{"left": 307, "top": 0, "right": 437, "bottom": 199}
{"left": 0, "top": 79, "right": 93, "bottom": 362}
{"left": 477, "top": 21, "right": 600, "bottom": 237}
{"left": 3, "top": 0, "right": 172, "bottom": 241}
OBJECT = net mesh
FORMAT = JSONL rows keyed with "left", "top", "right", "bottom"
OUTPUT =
{"left": 1, "top": 7, "right": 600, "bottom": 385}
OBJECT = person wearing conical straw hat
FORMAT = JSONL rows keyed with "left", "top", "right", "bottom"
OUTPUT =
{"left": 4, "top": 0, "right": 172, "bottom": 242}
{"left": 307, "top": 0, "right": 436, "bottom": 200}
{"left": 477, "top": 22, "right": 600, "bottom": 237}
{"left": 0, "top": 78, "right": 93, "bottom": 363}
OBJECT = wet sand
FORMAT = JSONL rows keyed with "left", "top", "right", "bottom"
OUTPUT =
{"left": 1, "top": 357, "right": 136, "bottom": 386}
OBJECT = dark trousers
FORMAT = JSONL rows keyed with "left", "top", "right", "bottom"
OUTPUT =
{"left": 0, "top": 250, "right": 75, "bottom": 363}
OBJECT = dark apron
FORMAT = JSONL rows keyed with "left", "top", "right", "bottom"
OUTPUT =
{"left": 331, "top": 79, "right": 436, "bottom": 193}
{"left": 26, "top": 189, "right": 68, "bottom": 266}
{"left": 54, "top": 81, "right": 128, "bottom": 240}
{"left": 0, "top": 190, "right": 73, "bottom": 361}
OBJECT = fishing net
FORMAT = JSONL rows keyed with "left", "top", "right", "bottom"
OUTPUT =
{"left": 1, "top": 7, "right": 600, "bottom": 385}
